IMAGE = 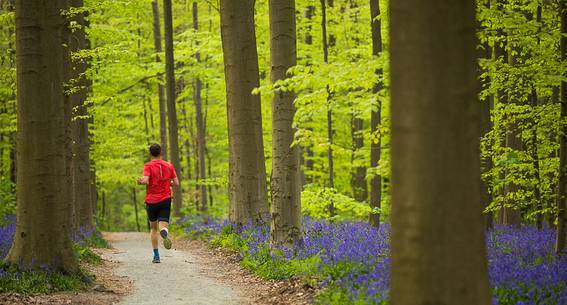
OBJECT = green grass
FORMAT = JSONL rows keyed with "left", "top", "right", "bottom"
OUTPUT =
{"left": 0, "top": 232, "right": 108, "bottom": 295}
{"left": 0, "top": 262, "right": 89, "bottom": 294}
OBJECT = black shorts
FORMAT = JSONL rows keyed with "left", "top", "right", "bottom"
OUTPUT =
{"left": 145, "top": 198, "right": 171, "bottom": 222}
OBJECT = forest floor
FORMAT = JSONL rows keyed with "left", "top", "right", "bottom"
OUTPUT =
{"left": 0, "top": 232, "right": 317, "bottom": 305}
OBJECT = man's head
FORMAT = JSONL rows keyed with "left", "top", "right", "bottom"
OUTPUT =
{"left": 149, "top": 144, "right": 162, "bottom": 158}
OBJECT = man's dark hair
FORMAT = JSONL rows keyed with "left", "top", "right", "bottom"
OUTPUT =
{"left": 149, "top": 144, "right": 162, "bottom": 157}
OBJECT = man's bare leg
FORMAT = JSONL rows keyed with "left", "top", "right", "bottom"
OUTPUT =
{"left": 158, "top": 221, "right": 172, "bottom": 249}
{"left": 150, "top": 221, "right": 160, "bottom": 263}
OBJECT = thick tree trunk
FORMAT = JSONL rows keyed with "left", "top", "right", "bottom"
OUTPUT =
{"left": 389, "top": 0, "right": 491, "bottom": 304}
{"left": 269, "top": 0, "right": 302, "bottom": 247}
{"left": 163, "top": 0, "right": 183, "bottom": 216}
{"left": 220, "top": 0, "right": 269, "bottom": 225}
{"left": 193, "top": 2, "right": 208, "bottom": 213}
{"left": 152, "top": 0, "right": 168, "bottom": 159}
{"left": 368, "top": 0, "right": 382, "bottom": 227}
{"left": 70, "top": 0, "right": 94, "bottom": 231}
{"left": 7, "top": 0, "right": 78, "bottom": 272}
{"left": 556, "top": 1, "right": 567, "bottom": 255}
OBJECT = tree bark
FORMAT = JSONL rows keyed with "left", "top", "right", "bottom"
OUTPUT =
{"left": 7, "top": 0, "right": 78, "bottom": 272}
{"left": 533, "top": 6, "right": 543, "bottom": 230}
{"left": 502, "top": 44, "right": 523, "bottom": 226}
{"left": 351, "top": 117, "right": 367, "bottom": 201}
{"left": 269, "top": 0, "right": 302, "bottom": 247}
{"left": 133, "top": 188, "right": 140, "bottom": 232}
{"left": 368, "top": 0, "right": 382, "bottom": 227}
{"left": 321, "top": 0, "right": 335, "bottom": 218}
{"left": 349, "top": 2, "right": 367, "bottom": 203}
{"left": 163, "top": 0, "right": 183, "bottom": 216}
{"left": 479, "top": 0, "right": 494, "bottom": 231}
{"left": 389, "top": 0, "right": 491, "bottom": 304}
{"left": 556, "top": 1, "right": 567, "bottom": 255}
{"left": 220, "top": 0, "right": 269, "bottom": 225}
{"left": 193, "top": 1, "right": 208, "bottom": 213}
{"left": 492, "top": 4, "right": 508, "bottom": 224}
{"left": 152, "top": 0, "right": 168, "bottom": 159}
{"left": 69, "top": 0, "right": 94, "bottom": 231}
{"left": 303, "top": 5, "right": 315, "bottom": 184}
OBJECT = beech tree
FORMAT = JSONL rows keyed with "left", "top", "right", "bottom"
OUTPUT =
{"left": 556, "top": 0, "right": 566, "bottom": 255}
{"left": 7, "top": 0, "right": 78, "bottom": 272}
{"left": 220, "top": 0, "right": 268, "bottom": 224}
{"left": 193, "top": 1, "right": 208, "bottom": 213}
{"left": 151, "top": 0, "right": 168, "bottom": 160}
{"left": 368, "top": 0, "right": 383, "bottom": 227}
{"left": 269, "top": 0, "right": 302, "bottom": 246}
{"left": 70, "top": 0, "right": 94, "bottom": 231}
{"left": 163, "top": 0, "right": 183, "bottom": 216}
{"left": 389, "top": 0, "right": 491, "bottom": 304}
{"left": 321, "top": 0, "right": 335, "bottom": 217}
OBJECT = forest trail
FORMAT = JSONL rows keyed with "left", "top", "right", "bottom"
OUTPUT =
{"left": 104, "top": 232, "right": 240, "bottom": 305}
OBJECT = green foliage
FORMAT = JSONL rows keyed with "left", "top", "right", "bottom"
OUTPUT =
{"left": 302, "top": 187, "right": 373, "bottom": 221}
{"left": 478, "top": 0, "right": 564, "bottom": 222}
{"left": 0, "top": 4, "right": 16, "bottom": 222}
{"left": 73, "top": 243, "right": 102, "bottom": 265}
{"left": 316, "top": 288, "right": 386, "bottom": 305}
{"left": 0, "top": 262, "right": 89, "bottom": 295}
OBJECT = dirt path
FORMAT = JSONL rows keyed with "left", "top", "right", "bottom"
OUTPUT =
{"left": 103, "top": 232, "right": 239, "bottom": 305}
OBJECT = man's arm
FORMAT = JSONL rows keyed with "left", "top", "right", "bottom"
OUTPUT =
{"left": 171, "top": 177, "right": 180, "bottom": 187}
{"left": 137, "top": 176, "right": 150, "bottom": 185}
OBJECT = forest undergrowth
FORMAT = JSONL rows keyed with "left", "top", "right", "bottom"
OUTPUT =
{"left": 0, "top": 216, "right": 108, "bottom": 295}
{"left": 179, "top": 216, "right": 567, "bottom": 305}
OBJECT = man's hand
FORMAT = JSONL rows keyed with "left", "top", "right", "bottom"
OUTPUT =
{"left": 137, "top": 176, "right": 149, "bottom": 185}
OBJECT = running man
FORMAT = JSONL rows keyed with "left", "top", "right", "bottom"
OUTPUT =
{"left": 137, "top": 143, "right": 179, "bottom": 263}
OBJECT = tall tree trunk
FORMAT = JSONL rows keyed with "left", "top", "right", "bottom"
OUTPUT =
{"left": 321, "top": 0, "right": 335, "bottom": 218}
{"left": 502, "top": 44, "right": 523, "bottom": 225}
{"left": 349, "top": 2, "right": 368, "bottom": 203}
{"left": 204, "top": 85, "right": 214, "bottom": 207}
{"left": 368, "top": 0, "right": 382, "bottom": 227}
{"left": 220, "top": 0, "right": 269, "bottom": 225}
{"left": 70, "top": 0, "right": 94, "bottom": 231}
{"left": 303, "top": 5, "right": 315, "bottom": 184}
{"left": 389, "top": 0, "right": 491, "bottom": 304}
{"left": 132, "top": 188, "right": 140, "bottom": 232}
{"left": 479, "top": 0, "right": 494, "bottom": 231}
{"left": 143, "top": 98, "right": 151, "bottom": 144}
{"left": 152, "top": 0, "right": 168, "bottom": 159}
{"left": 269, "top": 0, "right": 302, "bottom": 247}
{"left": 101, "top": 190, "right": 106, "bottom": 224}
{"left": 193, "top": 1, "right": 208, "bottom": 213}
{"left": 7, "top": 0, "right": 78, "bottom": 272}
{"left": 533, "top": 5, "right": 543, "bottom": 230}
{"left": 556, "top": 1, "right": 567, "bottom": 255}
{"left": 163, "top": 0, "right": 183, "bottom": 216}
{"left": 351, "top": 117, "right": 367, "bottom": 201}
{"left": 493, "top": 4, "right": 508, "bottom": 224}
